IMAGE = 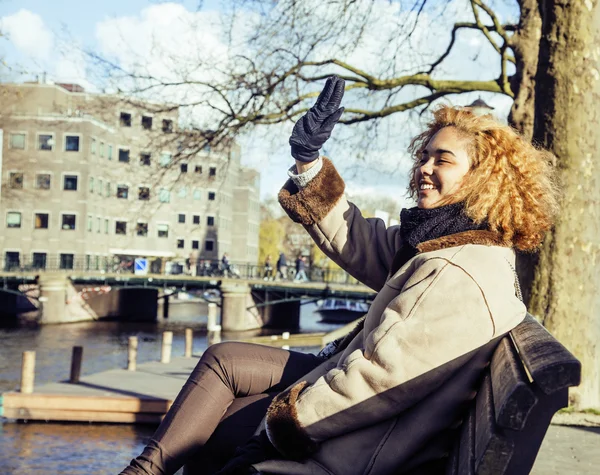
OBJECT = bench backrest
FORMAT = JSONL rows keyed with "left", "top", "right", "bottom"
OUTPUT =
{"left": 445, "top": 313, "right": 581, "bottom": 475}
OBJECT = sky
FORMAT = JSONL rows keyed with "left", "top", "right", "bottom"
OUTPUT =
{"left": 0, "top": 0, "right": 518, "bottom": 209}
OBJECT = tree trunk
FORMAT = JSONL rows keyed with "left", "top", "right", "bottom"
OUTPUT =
{"left": 509, "top": 0, "right": 543, "bottom": 307}
{"left": 531, "top": 0, "right": 600, "bottom": 408}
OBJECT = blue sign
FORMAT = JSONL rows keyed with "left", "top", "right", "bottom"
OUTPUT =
{"left": 134, "top": 258, "right": 148, "bottom": 275}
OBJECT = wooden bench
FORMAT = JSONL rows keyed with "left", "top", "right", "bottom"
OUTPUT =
{"left": 444, "top": 313, "right": 581, "bottom": 475}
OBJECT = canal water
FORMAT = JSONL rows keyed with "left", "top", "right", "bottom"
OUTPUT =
{"left": 0, "top": 300, "right": 342, "bottom": 475}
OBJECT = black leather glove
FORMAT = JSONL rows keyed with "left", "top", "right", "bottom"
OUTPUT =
{"left": 212, "top": 431, "right": 278, "bottom": 475}
{"left": 289, "top": 76, "right": 345, "bottom": 163}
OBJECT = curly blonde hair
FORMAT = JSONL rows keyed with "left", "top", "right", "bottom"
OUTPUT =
{"left": 407, "top": 105, "right": 560, "bottom": 251}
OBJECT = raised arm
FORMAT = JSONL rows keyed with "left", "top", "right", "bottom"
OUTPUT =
{"left": 279, "top": 77, "right": 403, "bottom": 290}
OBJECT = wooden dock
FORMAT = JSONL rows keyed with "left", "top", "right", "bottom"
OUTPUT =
{"left": 0, "top": 319, "right": 359, "bottom": 424}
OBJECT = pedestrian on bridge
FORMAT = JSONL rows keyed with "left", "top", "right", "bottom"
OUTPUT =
{"left": 263, "top": 255, "right": 274, "bottom": 281}
{"left": 294, "top": 255, "right": 309, "bottom": 282}
{"left": 121, "top": 77, "right": 559, "bottom": 475}
{"left": 275, "top": 252, "right": 288, "bottom": 281}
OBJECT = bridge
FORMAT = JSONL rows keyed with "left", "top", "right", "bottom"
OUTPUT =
{"left": 0, "top": 268, "right": 375, "bottom": 331}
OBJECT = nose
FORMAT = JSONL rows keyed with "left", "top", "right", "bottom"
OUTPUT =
{"left": 419, "top": 158, "right": 434, "bottom": 176}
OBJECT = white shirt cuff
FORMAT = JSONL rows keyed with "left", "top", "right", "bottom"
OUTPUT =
{"left": 287, "top": 157, "right": 323, "bottom": 189}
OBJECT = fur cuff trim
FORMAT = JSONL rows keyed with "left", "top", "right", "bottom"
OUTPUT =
{"left": 278, "top": 157, "right": 345, "bottom": 225}
{"left": 265, "top": 381, "right": 320, "bottom": 460}
{"left": 417, "top": 230, "right": 508, "bottom": 253}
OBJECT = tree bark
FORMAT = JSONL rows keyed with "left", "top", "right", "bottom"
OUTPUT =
{"left": 531, "top": 0, "right": 600, "bottom": 408}
{"left": 508, "top": 0, "right": 543, "bottom": 141}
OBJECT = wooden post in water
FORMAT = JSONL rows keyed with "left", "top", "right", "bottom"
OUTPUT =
{"left": 163, "top": 294, "right": 170, "bottom": 319}
{"left": 161, "top": 331, "right": 173, "bottom": 363}
{"left": 207, "top": 303, "right": 222, "bottom": 346}
{"left": 69, "top": 346, "right": 83, "bottom": 383}
{"left": 185, "top": 328, "right": 193, "bottom": 357}
{"left": 20, "top": 351, "right": 35, "bottom": 393}
{"left": 128, "top": 336, "right": 138, "bottom": 371}
{"left": 207, "top": 303, "right": 218, "bottom": 329}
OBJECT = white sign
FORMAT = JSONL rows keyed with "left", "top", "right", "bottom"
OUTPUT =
{"left": 134, "top": 258, "right": 148, "bottom": 275}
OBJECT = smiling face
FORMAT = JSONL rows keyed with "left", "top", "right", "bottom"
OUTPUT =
{"left": 414, "top": 126, "right": 472, "bottom": 209}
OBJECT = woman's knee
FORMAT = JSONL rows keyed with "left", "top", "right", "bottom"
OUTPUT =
{"left": 197, "top": 341, "right": 253, "bottom": 375}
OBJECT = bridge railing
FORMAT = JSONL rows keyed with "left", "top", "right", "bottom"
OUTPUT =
{"left": 0, "top": 256, "right": 362, "bottom": 285}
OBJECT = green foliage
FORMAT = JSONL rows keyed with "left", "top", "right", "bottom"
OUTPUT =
{"left": 258, "top": 218, "right": 286, "bottom": 265}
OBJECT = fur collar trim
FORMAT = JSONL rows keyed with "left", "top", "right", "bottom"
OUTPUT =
{"left": 416, "top": 230, "right": 509, "bottom": 253}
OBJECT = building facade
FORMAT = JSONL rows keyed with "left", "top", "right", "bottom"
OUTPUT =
{"left": 0, "top": 82, "right": 260, "bottom": 272}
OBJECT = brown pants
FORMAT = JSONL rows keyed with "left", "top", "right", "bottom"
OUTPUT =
{"left": 120, "top": 341, "right": 322, "bottom": 475}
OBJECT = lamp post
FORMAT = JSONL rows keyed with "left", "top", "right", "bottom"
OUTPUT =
{"left": 466, "top": 98, "right": 494, "bottom": 116}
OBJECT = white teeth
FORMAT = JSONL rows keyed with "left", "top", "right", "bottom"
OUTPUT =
{"left": 420, "top": 184, "right": 435, "bottom": 190}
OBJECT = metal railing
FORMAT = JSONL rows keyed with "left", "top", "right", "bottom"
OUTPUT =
{"left": 0, "top": 256, "right": 361, "bottom": 285}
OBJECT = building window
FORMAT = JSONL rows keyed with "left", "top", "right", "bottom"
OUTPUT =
{"left": 107, "top": 145, "right": 113, "bottom": 160}
{"left": 99, "top": 142, "right": 104, "bottom": 157}
{"left": 192, "top": 240, "right": 199, "bottom": 250}
{"left": 178, "top": 213, "right": 186, "bottom": 224}
{"left": 177, "top": 239, "right": 185, "bottom": 249}
{"left": 9, "top": 172, "right": 24, "bottom": 189}
{"left": 205, "top": 240, "right": 214, "bottom": 251}
{"left": 38, "top": 134, "right": 53, "bottom": 151}
{"left": 209, "top": 167, "right": 217, "bottom": 177}
{"left": 60, "top": 253, "right": 74, "bottom": 270}
{"left": 138, "top": 187, "right": 150, "bottom": 200}
{"left": 10, "top": 133, "right": 25, "bottom": 149}
{"left": 207, "top": 216, "right": 214, "bottom": 226}
{"left": 178, "top": 187, "right": 187, "bottom": 198}
{"left": 64, "top": 175, "right": 78, "bottom": 191}
{"left": 142, "top": 116, "right": 153, "bottom": 129}
{"left": 162, "top": 119, "right": 173, "bottom": 133}
{"left": 106, "top": 182, "right": 111, "bottom": 197}
{"left": 157, "top": 224, "right": 169, "bottom": 238}
{"left": 65, "top": 135, "right": 80, "bottom": 152}
{"left": 97, "top": 217, "right": 101, "bottom": 233}
{"left": 89, "top": 177, "right": 94, "bottom": 193}
{"left": 136, "top": 222, "right": 148, "bottom": 237}
{"left": 159, "top": 189, "right": 170, "bottom": 203}
{"left": 98, "top": 179, "right": 103, "bottom": 194}
{"left": 140, "top": 153, "right": 151, "bottom": 166}
{"left": 118, "top": 148, "right": 130, "bottom": 163}
{"left": 91, "top": 138, "right": 96, "bottom": 154}
{"left": 195, "top": 165, "right": 202, "bottom": 174}
{"left": 62, "top": 214, "right": 76, "bottom": 230}
{"left": 193, "top": 215, "right": 200, "bottom": 225}
{"left": 7, "top": 211, "right": 21, "bottom": 228}
{"left": 193, "top": 188, "right": 202, "bottom": 200}
{"left": 117, "top": 185, "right": 129, "bottom": 199}
{"left": 32, "top": 252, "right": 47, "bottom": 269}
{"left": 180, "top": 163, "right": 188, "bottom": 173}
{"left": 159, "top": 153, "right": 172, "bottom": 167}
{"left": 208, "top": 191, "right": 216, "bottom": 201}
{"left": 120, "top": 112, "right": 132, "bottom": 127}
{"left": 87, "top": 215, "right": 93, "bottom": 232}
{"left": 115, "top": 221, "right": 127, "bottom": 235}
{"left": 35, "top": 213, "right": 49, "bottom": 229}
{"left": 4, "top": 251, "right": 20, "bottom": 270}
{"left": 104, "top": 218, "right": 109, "bottom": 234}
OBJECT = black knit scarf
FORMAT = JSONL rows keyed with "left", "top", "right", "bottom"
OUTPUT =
{"left": 400, "top": 202, "right": 487, "bottom": 248}
{"left": 390, "top": 202, "right": 488, "bottom": 275}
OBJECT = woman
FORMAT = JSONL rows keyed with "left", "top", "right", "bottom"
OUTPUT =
{"left": 121, "top": 77, "right": 558, "bottom": 475}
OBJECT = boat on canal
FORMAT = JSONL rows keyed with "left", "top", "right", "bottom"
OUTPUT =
{"left": 316, "top": 298, "right": 370, "bottom": 324}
